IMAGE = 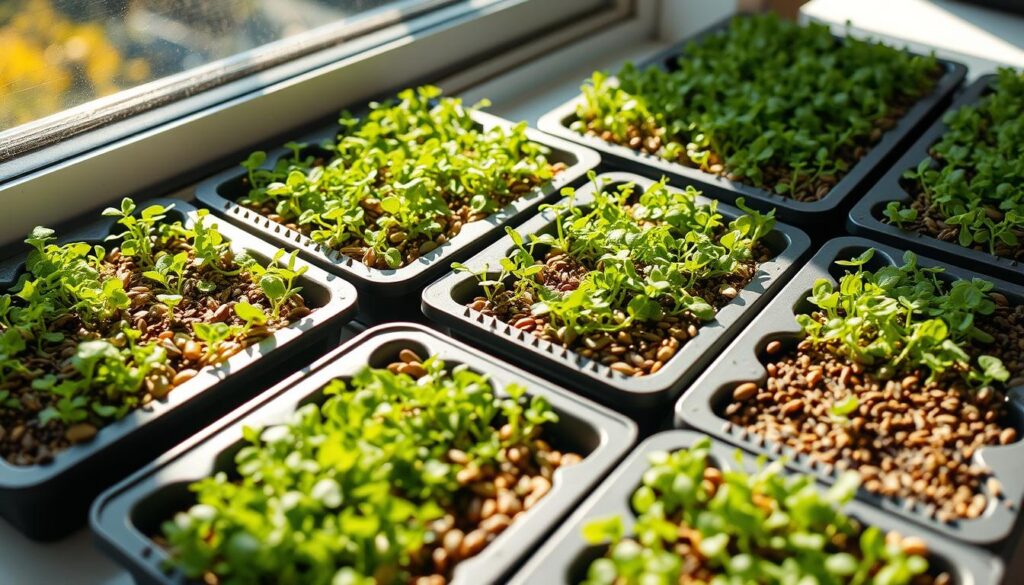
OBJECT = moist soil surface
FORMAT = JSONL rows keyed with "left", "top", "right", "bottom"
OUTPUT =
{"left": 726, "top": 334, "right": 1019, "bottom": 522}
{"left": 468, "top": 244, "right": 770, "bottom": 378}
{"left": 887, "top": 181, "right": 1024, "bottom": 262}
{"left": 582, "top": 98, "right": 919, "bottom": 203}
{"left": 243, "top": 162, "right": 567, "bottom": 270}
{"left": 0, "top": 239, "right": 306, "bottom": 466}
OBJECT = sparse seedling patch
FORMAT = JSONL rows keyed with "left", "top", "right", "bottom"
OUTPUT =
{"left": 883, "top": 68, "right": 1024, "bottom": 259}
{"left": 456, "top": 174, "right": 774, "bottom": 377}
{"left": 0, "top": 199, "right": 310, "bottom": 465}
{"left": 238, "top": 85, "right": 566, "bottom": 270}
{"left": 726, "top": 249, "right": 1021, "bottom": 522}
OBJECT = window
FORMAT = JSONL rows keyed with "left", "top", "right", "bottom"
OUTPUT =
{"left": 0, "top": 0, "right": 451, "bottom": 157}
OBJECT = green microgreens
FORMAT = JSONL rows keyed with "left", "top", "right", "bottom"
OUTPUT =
{"left": 0, "top": 198, "right": 304, "bottom": 461}
{"left": 457, "top": 173, "right": 774, "bottom": 338}
{"left": 885, "top": 68, "right": 1024, "bottom": 256}
{"left": 161, "top": 355, "right": 559, "bottom": 584}
{"left": 239, "top": 85, "right": 559, "bottom": 269}
{"left": 798, "top": 248, "right": 1007, "bottom": 388}
{"left": 582, "top": 438, "right": 931, "bottom": 585}
{"left": 572, "top": 14, "right": 939, "bottom": 200}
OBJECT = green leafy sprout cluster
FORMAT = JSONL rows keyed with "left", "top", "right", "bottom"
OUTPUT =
{"left": 239, "top": 85, "right": 559, "bottom": 269}
{"left": 457, "top": 173, "right": 774, "bottom": 338}
{"left": 162, "top": 355, "right": 559, "bottom": 584}
{"left": 885, "top": 68, "right": 1024, "bottom": 255}
{"left": 0, "top": 198, "right": 305, "bottom": 441}
{"left": 573, "top": 14, "right": 939, "bottom": 199}
{"left": 582, "top": 438, "right": 932, "bottom": 585}
{"left": 799, "top": 249, "right": 1008, "bottom": 389}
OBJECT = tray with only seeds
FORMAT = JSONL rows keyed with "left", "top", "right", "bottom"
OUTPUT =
{"left": 0, "top": 198, "right": 357, "bottom": 540}
{"left": 676, "top": 236, "right": 1024, "bottom": 547}
{"left": 421, "top": 172, "right": 809, "bottom": 429}
{"left": 196, "top": 85, "right": 599, "bottom": 322}
{"left": 90, "top": 323, "right": 636, "bottom": 585}
{"left": 849, "top": 70, "right": 1024, "bottom": 284}
{"left": 512, "top": 431, "right": 1002, "bottom": 585}
{"left": 537, "top": 13, "right": 966, "bottom": 230}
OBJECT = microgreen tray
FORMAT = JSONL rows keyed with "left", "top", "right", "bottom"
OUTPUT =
{"left": 676, "top": 236, "right": 1024, "bottom": 547}
{"left": 90, "top": 323, "right": 637, "bottom": 585}
{"left": 0, "top": 199, "right": 357, "bottom": 541}
{"left": 511, "top": 430, "right": 1003, "bottom": 584}
{"left": 195, "top": 109, "right": 599, "bottom": 323}
{"left": 420, "top": 172, "right": 810, "bottom": 430}
{"left": 536, "top": 16, "right": 967, "bottom": 231}
{"left": 847, "top": 75, "right": 1024, "bottom": 284}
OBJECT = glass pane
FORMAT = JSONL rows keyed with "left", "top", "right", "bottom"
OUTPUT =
{"left": 0, "top": 0, "right": 415, "bottom": 131}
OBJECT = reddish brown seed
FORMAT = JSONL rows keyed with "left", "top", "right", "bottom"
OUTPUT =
{"left": 765, "top": 340, "right": 782, "bottom": 355}
{"left": 172, "top": 369, "right": 198, "bottom": 386}
{"left": 399, "top": 349, "right": 421, "bottom": 364}
{"left": 65, "top": 423, "right": 97, "bottom": 444}
{"left": 733, "top": 382, "right": 758, "bottom": 401}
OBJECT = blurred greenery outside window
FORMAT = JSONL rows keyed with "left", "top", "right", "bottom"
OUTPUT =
{"left": 0, "top": 0, "right": 408, "bottom": 132}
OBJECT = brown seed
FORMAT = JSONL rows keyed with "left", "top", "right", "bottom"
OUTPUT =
{"left": 399, "top": 349, "right": 421, "bottom": 364}
{"left": 459, "top": 529, "right": 488, "bottom": 558}
{"left": 431, "top": 547, "right": 449, "bottom": 574}
{"left": 183, "top": 340, "right": 202, "bottom": 362}
{"left": 781, "top": 399, "right": 803, "bottom": 417}
{"left": 481, "top": 513, "right": 512, "bottom": 535}
{"left": 900, "top": 536, "right": 928, "bottom": 556}
{"left": 456, "top": 466, "right": 480, "bottom": 485}
{"left": 513, "top": 317, "right": 536, "bottom": 331}
{"left": 733, "top": 382, "right": 758, "bottom": 401}
{"left": 990, "top": 292, "right": 1008, "bottom": 306}
{"left": 1000, "top": 428, "right": 1017, "bottom": 445}
{"left": 481, "top": 498, "right": 497, "bottom": 520}
{"left": 610, "top": 362, "right": 636, "bottom": 375}
{"left": 765, "top": 340, "right": 782, "bottom": 355}
{"left": 146, "top": 374, "right": 172, "bottom": 399}
{"left": 561, "top": 452, "right": 582, "bottom": 467}
{"left": 497, "top": 490, "right": 522, "bottom": 516}
{"left": 443, "top": 529, "right": 464, "bottom": 557}
{"left": 988, "top": 477, "right": 1003, "bottom": 498}
{"left": 398, "top": 362, "right": 427, "bottom": 378}
{"left": 172, "top": 369, "right": 198, "bottom": 386}
{"left": 65, "top": 423, "right": 98, "bottom": 444}
{"left": 656, "top": 346, "right": 675, "bottom": 363}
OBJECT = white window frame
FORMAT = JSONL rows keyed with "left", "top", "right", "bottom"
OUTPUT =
{"left": 0, "top": 0, "right": 632, "bottom": 243}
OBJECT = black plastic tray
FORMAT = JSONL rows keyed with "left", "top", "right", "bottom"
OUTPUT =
{"left": 676, "top": 236, "right": 1024, "bottom": 547}
{"left": 537, "top": 15, "right": 967, "bottom": 230}
{"left": 847, "top": 75, "right": 1024, "bottom": 283}
{"left": 421, "top": 172, "right": 810, "bottom": 430}
{"left": 195, "top": 108, "right": 600, "bottom": 322}
{"left": 511, "top": 430, "right": 1004, "bottom": 584}
{"left": 0, "top": 199, "right": 358, "bottom": 540}
{"left": 91, "top": 323, "right": 637, "bottom": 585}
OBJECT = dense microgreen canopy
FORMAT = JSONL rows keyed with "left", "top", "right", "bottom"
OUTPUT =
{"left": 572, "top": 14, "right": 939, "bottom": 200}
{"left": 162, "top": 355, "right": 560, "bottom": 584}
{"left": 239, "top": 85, "right": 559, "bottom": 269}
{"left": 0, "top": 199, "right": 304, "bottom": 462}
{"left": 458, "top": 174, "right": 774, "bottom": 338}
{"left": 799, "top": 249, "right": 1007, "bottom": 388}
{"left": 582, "top": 438, "right": 932, "bottom": 585}
{"left": 885, "top": 68, "right": 1024, "bottom": 255}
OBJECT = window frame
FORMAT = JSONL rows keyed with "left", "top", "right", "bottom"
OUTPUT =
{"left": 0, "top": 0, "right": 631, "bottom": 243}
